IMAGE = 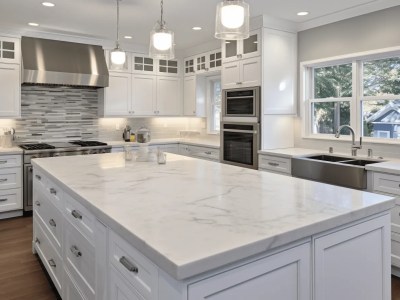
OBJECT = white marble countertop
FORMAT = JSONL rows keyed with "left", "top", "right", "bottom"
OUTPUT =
{"left": 366, "top": 161, "right": 400, "bottom": 175}
{"left": 258, "top": 148, "right": 323, "bottom": 158}
{"left": 0, "top": 146, "right": 23, "bottom": 155}
{"left": 32, "top": 153, "right": 394, "bottom": 280}
{"left": 106, "top": 138, "right": 220, "bottom": 149}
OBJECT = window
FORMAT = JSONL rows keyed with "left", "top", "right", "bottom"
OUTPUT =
{"left": 207, "top": 76, "right": 221, "bottom": 134}
{"left": 303, "top": 51, "right": 400, "bottom": 141}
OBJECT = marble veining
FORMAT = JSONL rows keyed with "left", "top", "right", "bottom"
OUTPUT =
{"left": 32, "top": 153, "right": 394, "bottom": 280}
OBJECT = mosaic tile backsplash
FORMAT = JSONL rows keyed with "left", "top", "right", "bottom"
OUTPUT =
{"left": 17, "top": 86, "right": 98, "bottom": 141}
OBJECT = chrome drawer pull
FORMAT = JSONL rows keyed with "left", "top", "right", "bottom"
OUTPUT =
{"left": 268, "top": 162, "right": 279, "bottom": 167}
{"left": 49, "top": 219, "right": 56, "bottom": 227}
{"left": 119, "top": 256, "right": 139, "bottom": 274}
{"left": 48, "top": 259, "right": 56, "bottom": 268}
{"left": 71, "top": 210, "right": 82, "bottom": 220}
{"left": 205, "top": 151, "right": 212, "bottom": 155}
{"left": 35, "top": 175, "right": 41, "bottom": 180}
{"left": 70, "top": 245, "right": 82, "bottom": 258}
{"left": 35, "top": 237, "right": 41, "bottom": 244}
{"left": 35, "top": 201, "right": 40, "bottom": 206}
{"left": 0, "top": 178, "right": 8, "bottom": 183}
{"left": 49, "top": 188, "right": 57, "bottom": 195}
{"left": 0, "top": 160, "right": 7, "bottom": 164}
{"left": 0, "top": 198, "right": 7, "bottom": 202}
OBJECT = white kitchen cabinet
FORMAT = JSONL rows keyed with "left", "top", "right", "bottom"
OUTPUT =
{"left": 258, "top": 154, "right": 291, "bottom": 175}
{"left": 314, "top": 214, "right": 390, "bottom": 300}
{"left": 208, "top": 50, "right": 222, "bottom": 72}
{"left": 222, "top": 56, "right": 261, "bottom": 89}
{"left": 0, "top": 63, "right": 20, "bottom": 117}
{"left": 183, "top": 75, "right": 206, "bottom": 117}
{"left": 188, "top": 242, "right": 310, "bottom": 300}
{"left": 157, "top": 59, "right": 180, "bottom": 77}
{"left": 262, "top": 29, "right": 297, "bottom": 115}
{"left": 101, "top": 72, "right": 132, "bottom": 116}
{"left": 132, "top": 55, "right": 156, "bottom": 75}
{"left": 0, "top": 154, "right": 22, "bottom": 217}
{"left": 184, "top": 57, "right": 196, "bottom": 76}
{"left": 156, "top": 76, "right": 182, "bottom": 116}
{"left": 222, "top": 31, "right": 261, "bottom": 63}
{"left": 0, "top": 37, "right": 20, "bottom": 64}
{"left": 132, "top": 74, "right": 157, "bottom": 116}
{"left": 179, "top": 144, "right": 219, "bottom": 162}
{"left": 63, "top": 269, "right": 86, "bottom": 300}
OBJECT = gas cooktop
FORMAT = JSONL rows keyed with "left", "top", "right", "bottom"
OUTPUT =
{"left": 19, "top": 140, "right": 109, "bottom": 151}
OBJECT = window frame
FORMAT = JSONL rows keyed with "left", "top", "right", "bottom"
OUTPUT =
{"left": 206, "top": 75, "right": 222, "bottom": 135}
{"left": 300, "top": 46, "right": 400, "bottom": 144}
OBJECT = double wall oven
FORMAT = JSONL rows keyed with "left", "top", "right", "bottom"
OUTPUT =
{"left": 220, "top": 87, "right": 261, "bottom": 169}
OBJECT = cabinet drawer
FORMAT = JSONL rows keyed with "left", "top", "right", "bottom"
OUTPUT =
{"left": 392, "top": 232, "right": 400, "bottom": 268}
{"left": 65, "top": 193, "right": 95, "bottom": 243}
{"left": 64, "top": 269, "right": 86, "bottom": 300}
{"left": 392, "top": 205, "right": 400, "bottom": 228}
{"left": 33, "top": 169, "right": 48, "bottom": 191}
{"left": 373, "top": 172, "right": 400, "bottom": 196}
{"left": 190, "top": 146, "right": 219, "bottom": 161}
{"left": 109, "top": 231, "right": 158, "bottom": 299}
{"left": 33, "top": 219, "right": 63, "bottom": 295}
{"left": 64, "top": 220, "right": 95, "bottom": 300}
{"left": 0, "top": 155, "right": 21, "bottom": 168}
{"left": 258, "top": 155, "right": 291, "bottom": 174}
{"left": 44, "top": 177, "right": 64, "bottom": 211}
{"left": 0, "top": 188, "right": 21, "bottom": 212}
{"left": 0, "top": 167, "right": 21, "bottom": 189}
{"left": 34, "top": 187, "right": 63, "bottom": 252}
{"left": 109, "top": 266, "right": 145, "bottom": 300}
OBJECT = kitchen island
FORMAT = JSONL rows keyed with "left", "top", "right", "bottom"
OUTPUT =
{"left": 32, "top": 153, "right": 394, "bottom": 300}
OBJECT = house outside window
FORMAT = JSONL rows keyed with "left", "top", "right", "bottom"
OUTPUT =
{"left": 302, "top": 50, "right": 400, "bottom": 141}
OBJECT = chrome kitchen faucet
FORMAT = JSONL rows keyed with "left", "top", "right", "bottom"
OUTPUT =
{"left": 335, "top": 125, "right": 362, "bottom": 156}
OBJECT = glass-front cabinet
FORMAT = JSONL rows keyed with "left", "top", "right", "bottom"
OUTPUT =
{"left": 222, "top": 30, "right": 261, "bottom": 62}
{"left": 184, "top": 57, "right": 195, "bottom": 75}
{"left": 158, "top": 59, "right": 180, "bottom": 76}
{"left": 0, "top": 37, "right": 20, "bottom": 64}
{"left": 132, "top": 55, "right": 155, "bottom": 74}
{"left": 208, "top": 50, "right": 222, "bottom": 72}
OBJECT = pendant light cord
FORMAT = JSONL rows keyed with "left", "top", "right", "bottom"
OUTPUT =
{"left": 116, "top": 0, "right": 120, "bottom": 48}
{"left": 160, "top": 0, "right": 165, "bottom": 27}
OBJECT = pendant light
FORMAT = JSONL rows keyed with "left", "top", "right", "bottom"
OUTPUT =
{"left": 215, "top": 0, "right": 250, "bottom": 40}
{"left": 149, "top": 0, "right": 175, "bottom": 59}
{"left": 110, "top": 0, "right": 126, "bottom": 65}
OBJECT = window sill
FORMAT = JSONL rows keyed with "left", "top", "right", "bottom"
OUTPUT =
{"left": 302, "top": 135, "right": 400, "bottom": 145}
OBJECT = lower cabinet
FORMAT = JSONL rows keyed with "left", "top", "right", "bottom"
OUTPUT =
{"left": 188, "top": 242, "right": 310, "bottom": 300}
{"left": 179, "top": 144, "right": 220, "bottom": 162}
{"left": 33, "top": 168, "right": 391, "bottom": 300}
{"left": 258, "top": 154, "right": 291, "bottom": 175}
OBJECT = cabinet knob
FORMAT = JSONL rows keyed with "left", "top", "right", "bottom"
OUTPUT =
{"left": 35, "top": 175, "right": 41, "bottom": 180}
{"left": 70, "top": 245, "right": 82, "bottom": 258}
{"left": 49, "top": 219, "right": 56, "bottom": 227}
{"left": 35, "top": 201, "right": 40, "bottom": 207}
{"left": 71, "top": 209, "right": 83, "bottom": 220}
{"left": 49, "top": 188, "right": 57, "bottom": 195}
{"left": 35, "top": 237, "right": 41, "bottom": 245}
{"left": 0, "top": 198, "right": 7, "bottom": 202}
{"left": 0, "top": 178, "right": 8, "bottom": 183}
{"left": 119, "top": 256, "right": 139, "bottom": 274}
{"left": 48, "top": 259, "right": 56, "bottom": 268}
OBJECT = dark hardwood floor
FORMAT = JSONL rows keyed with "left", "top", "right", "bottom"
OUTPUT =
{"left": 0, "top": 216, "right": 59, "bottom": 300}
{"left": 1, "top": 216, "right": 400, "bottom": 299}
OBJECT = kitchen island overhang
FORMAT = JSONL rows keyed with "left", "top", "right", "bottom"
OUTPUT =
{"left": 32, "top": 153, "right": 394, "bottom": 299}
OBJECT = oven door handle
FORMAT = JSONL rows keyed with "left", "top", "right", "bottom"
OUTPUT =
{"left": 222, "top": 129, "right": 257, "bottom": 134}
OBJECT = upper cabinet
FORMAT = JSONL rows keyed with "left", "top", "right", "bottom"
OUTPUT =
{"left": 0, "top": 36, "right": 21, "bottom": 118}
{"left": 132, "top": 55, "right": 155, "bottom": 75}
{"left": 184, "top": 57, "right": 196, "bottom": 76}
{"left": 222, "top": 30, "right": 261, "bottom": 63}
{"left": 158, "top": 59, "right": 180, "bottom": 77}
{"left": 184, "top": 49, "right": 222, "bottom": 76}
{"left": 0, "top": 37, "right": 20, "bottom": 64}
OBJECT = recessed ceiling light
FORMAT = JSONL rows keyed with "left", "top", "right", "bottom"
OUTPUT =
{"left": 42, "top": 2, "right": 55, "bottom": 7}
{"left": 28, "top": 22, "right": 39, "bottom": 27}
{"left": 124, "top": 36, "right": 132, "bottom": 39}
{"left": 297, "top": 11, "right": 309, "bottom": 16}
{"left": 192, "top": 27, "right": 202, "bottom": 31}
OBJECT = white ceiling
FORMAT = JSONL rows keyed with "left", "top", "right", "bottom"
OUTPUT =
{"left": 0, "top": 0, "right": 398, "bottom": 50}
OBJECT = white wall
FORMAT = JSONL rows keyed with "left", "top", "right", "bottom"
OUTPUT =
{"left": 295, "top": 6, "right": 400, "bottom": 159}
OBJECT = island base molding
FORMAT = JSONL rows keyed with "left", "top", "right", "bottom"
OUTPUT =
{"left": 32, "top": 168, "right": 391, "bottom": 300}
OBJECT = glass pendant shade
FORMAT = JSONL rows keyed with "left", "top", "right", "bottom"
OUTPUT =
{"left": 215, "top": 0, "right": 250, "bottom": 40}
{"left": 149, "top": 23, "right": 175, "bottom": 59}
{"left": 111, "top": 46, "right": 126, "bottom": 65}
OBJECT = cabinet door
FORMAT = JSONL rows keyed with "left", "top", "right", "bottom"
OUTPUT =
{"left": 183, "top": 76, "right": 196, "bottom": 116}
{"left": 132, "top": 74, "right": 157, "bottom": 116}
{"left": 240, "top": 57, "right": 261, "bottom": 87}
{"left": 158, "top": 59, "right": 180, "bottom": 77}
{"left": 63, "top": 270, "right": 86, "bottom": 300}
{"left": 132, "top": 55, "right": 156, "bottom": 75}
{"left": 314, "top": 214, "right": 390, "bottom": 300}
{"left": 157, "top": 76, "right": 182, "bottom": 116}
{"left": 263, "top": 29, "right": 297, "bottom": 115}
{"left": 104, "top": 73, "right": 132, "bottom": 116}
{"left": 241, "top": 31, "right": 261, "bottom": 59}
{"left": 0, "top": 63, "right": 20, "bottom": 117}
{"left": 195, "top": 54, "right": 208, "bottom": 74}
{"left": 221, "top": 61, "right": 241, "bottom": 89}
{"left": 222, "top": 40, "right": 239, "bottom": 63}
{"left": 184, "top": 57, "right": 196, "bottom": 75}
{"left": 0, "top": 37, "right": 20, "bottom": 64}
{"left": 208, "top": 50, "right": 222, "bottom": 72}
{"left": 188, "top": 242, "right": 311, "bottom": 300}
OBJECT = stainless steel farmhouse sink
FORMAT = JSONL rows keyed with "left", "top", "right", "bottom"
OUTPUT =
{"left": 291, "top": 154, "right": 384, "bottom": 190}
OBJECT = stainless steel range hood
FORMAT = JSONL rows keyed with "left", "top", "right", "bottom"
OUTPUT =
{"left": 21, "top": 37, "right": 109, "bottom": 87}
